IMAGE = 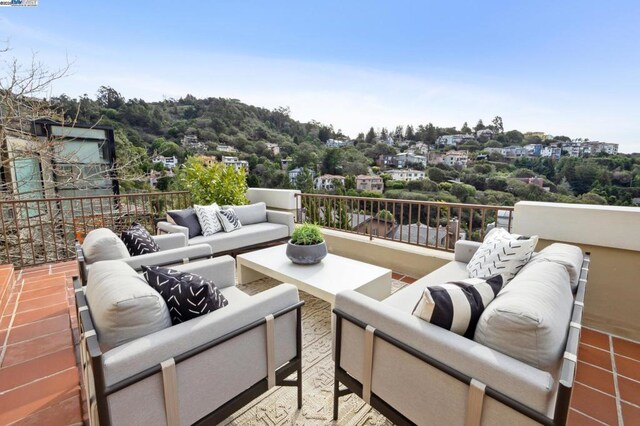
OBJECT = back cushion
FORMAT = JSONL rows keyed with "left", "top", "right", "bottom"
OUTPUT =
{"left": 85, "top": 260, "right": 172, "bottom": 351}
{"left": 231, "top": 202, "right": 267, "bottom": 225}
{"left": 82, "top": 228, "right": 130, "bottom": 264}
{"left": 521, "top": 243, "right": 584, "bottom": 292}
{"left": 473, "top": 262, "right": 573, "bottom": 370}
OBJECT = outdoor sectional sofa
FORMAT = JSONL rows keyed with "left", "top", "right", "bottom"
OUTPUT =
{"left": 157, "top": 202, "right": 295, "bottom": 256}
{"left": 75, "top": 256, "right": 303, "bottom": 425}
{"left": 333, "top": 239, "right": 590, "bottom": 425}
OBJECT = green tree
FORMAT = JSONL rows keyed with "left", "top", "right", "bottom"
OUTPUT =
{"left": 321, "top": 148, "right": 342, "bottom": 174}
{"left": 295, "top": 168, "right": 314, "bottom": 193}
{"left": 365, "top": 127, "right": 376, "bottom": 144}
{"left": 491, "top": 116, "right": 504, "bottom": 134}
{"left": 460, "top": 122, "right": 472, "bottom": 133}
{"left": 173, "top": 157, "right": 248, "bottom": 205}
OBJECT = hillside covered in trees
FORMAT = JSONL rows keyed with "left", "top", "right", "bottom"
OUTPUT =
{"left": 52, "top": 87, "right": 640, "bottom": 206}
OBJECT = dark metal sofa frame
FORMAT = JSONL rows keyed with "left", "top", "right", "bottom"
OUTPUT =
{"left": 333, "top": 252, "right": 591, "bottom": 426}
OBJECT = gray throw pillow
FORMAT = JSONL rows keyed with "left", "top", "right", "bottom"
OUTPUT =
{"left": 86, "top": 260, "right": 172, "bottom": 351}
{"left": 82, "top": 228, "right": 130, "bottom": 264}
{"left": 167, "top": 208, "right": 202, "bottom": 238}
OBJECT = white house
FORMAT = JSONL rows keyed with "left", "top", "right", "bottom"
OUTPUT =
{"left": 217, "top": 144, "right": 237, "bottom": 153}
{"left": 441, "top": 150, "right": 469, "bottom": 168}
{"left": 325, "top": 139, "right": 353, "bottom": 148}
{"left": 221, "top": 156, "right": 249, "bottom": 171}
{"left": 541, "top": 146, "right": 562, "bottom": 160}
{"left": 387, "top": 169, "right": 425, "bottom": 181}
{"left": 152, "top": 155, "right": 179, "bottom": 169}
{"left": 436, "top": 134, "right": 475, "bottom": 146}
{"left": 314, "top": 174, "right": 345, "bottom": 190}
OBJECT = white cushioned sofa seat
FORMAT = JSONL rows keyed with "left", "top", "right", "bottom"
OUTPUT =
{"left": 189, "top": 222, "right": 289, "bottom": 254}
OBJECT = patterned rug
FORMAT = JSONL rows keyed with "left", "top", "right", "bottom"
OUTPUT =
{"left": 220, "top": 278, "right": 410, "bottom": 426}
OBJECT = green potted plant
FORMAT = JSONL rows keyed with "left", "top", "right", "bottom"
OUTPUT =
{"left": 286, "top": 223, "right": 327, "bottom": 265}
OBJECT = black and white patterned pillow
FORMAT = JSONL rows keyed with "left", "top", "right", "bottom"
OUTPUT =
{"left": 217, "top": 208, "right": 242, "bottom": 232}
{"left": 120, "top": 223, "right": 160, "bottom": 256}
{"left": 466, "top": 228, "right": 538, "bottom": 284}
{"left": 412, "top": 275, "right": 503, "bottom": 338}
{"left": 193, "top": 204, "right": 223, "bottom": 236}
{"left": 142, "top": 266, "right": 228, "bottom": 324}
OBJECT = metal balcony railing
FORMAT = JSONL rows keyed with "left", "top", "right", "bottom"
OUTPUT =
{"left": 0, "top": 191, "right": 192, "bottom": 268}
{"left": 295, "top": 193, "right": 514, "bottom": 252}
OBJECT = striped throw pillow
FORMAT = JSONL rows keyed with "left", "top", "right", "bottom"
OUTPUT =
{"left": 412, "top": 275, "right": 503, "bottom": 338}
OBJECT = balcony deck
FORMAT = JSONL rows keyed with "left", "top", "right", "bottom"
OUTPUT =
{"left": 0, "top": 261, "right": 638, "bottom": 425}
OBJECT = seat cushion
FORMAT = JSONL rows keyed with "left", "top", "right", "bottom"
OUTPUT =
{"left": 466, "top": 228, "right": 538, "bottom": 284}
{"left": 473, "top": 261, "right": 573, "bottom": 370}
{"left": 219, "top": 286, "right": 251, "bottom": 305}
{"left": 167, "top": 208, "right": 202, "bottom": 238}
{"left": 230, "top": 202, "right": 267, "bottom": 225}
{"left": 86, "top": 260, "right": 172, "bottom": 351}
{"left": 120, "top": 223, "right": 160, "bottom": 256}
{"left": 82, "top": 228, "right": 130, "bottom": 264}
{"left": 383, "top": 261, "right": 469, "bottom": 312}
{"left": 189, "top": 222, "right": 289, "bottom": 254}
{"left": 521, "top": 243, "right": 583, "bottom": 292}
{"left": 142, "top": 266, "right": 228, "bottom": 324}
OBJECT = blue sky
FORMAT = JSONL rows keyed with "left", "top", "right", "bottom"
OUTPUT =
{"left": 1, "top": 1, "right": 639, "bottom": 151}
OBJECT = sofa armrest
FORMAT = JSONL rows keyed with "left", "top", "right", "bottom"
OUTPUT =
{"left": 454, "top": 240, "right": 482, "bottom": 263}
{"left": 157, "top": 221, "right": 189, "bottom": 240}
{"left": 266, "top": 210, "right": 294, "bottom": 235}
{"left": 152, "top": 232, "right": 187, "bottom": 250}
{"left": 169, "top": 255, "right": 236, "bottom": 289}
{"left": 334, "top": 290, "right": 555, "bottom": 412}
{"left": 101, "top": 283, "right": 300, "bottom": 387}
{"left": 120, "top": 244, "right": 212, "bottom": 271}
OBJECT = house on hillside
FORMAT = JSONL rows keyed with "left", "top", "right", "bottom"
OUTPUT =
{"left": 314, "top": 174, "right": 345, "bottom": 190}
{"left": 387, "top": 169, "right": 424, "bottom": 181}
{"left": 217, "top": 144, "right": 237, "bottom": 153}
{"left": 430, "top": 150, "right": 469, "bottom": 168}
{"left": 152, "top": 155, "right": 179, "bottom": 169}
{"left": 325, "top": 139, "right": 353, "bottom": 148}
{"left": 221, "top": 156, "right": 249, "bottom": 171}
{"left": 356, "top": 175, "right": 384, "bottom": 193}
{"left": 541, "top": 146, "right": 562, "bottom": 160}
{"left": 436, "top": 134, "right": 475, "bottom": 146}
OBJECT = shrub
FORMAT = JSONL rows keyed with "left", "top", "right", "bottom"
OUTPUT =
{"left": 173, "top": 157, "right": 248, "bottom": 205}
{"left": 291, "top": 224, "right": 324, "bottom": 245}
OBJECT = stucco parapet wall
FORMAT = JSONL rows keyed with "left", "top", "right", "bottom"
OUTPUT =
{"left": 513, "top": 201, "right": 640, "bottom": 252}
{"left": 247, "top": 188, "right": 300, "bottom": 210}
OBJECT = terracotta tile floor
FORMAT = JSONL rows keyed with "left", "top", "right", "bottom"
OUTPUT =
{"left": 0, "top": 264, "right": 638, "bottom": 425}
{"left": 0, "top": 262, "right": 82, "bottom": 426}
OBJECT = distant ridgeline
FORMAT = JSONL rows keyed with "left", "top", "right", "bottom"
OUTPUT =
{"left": 51, "top": 88, "right": 639, "bottom": 206}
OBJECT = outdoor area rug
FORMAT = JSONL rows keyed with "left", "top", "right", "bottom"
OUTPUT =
{"left": 221, "top": 277, "right": 410, "bottom": 425}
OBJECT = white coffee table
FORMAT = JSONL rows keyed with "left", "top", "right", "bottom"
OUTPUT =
{"left": 236, "top": 245, "right": 392, "bottom": 305}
